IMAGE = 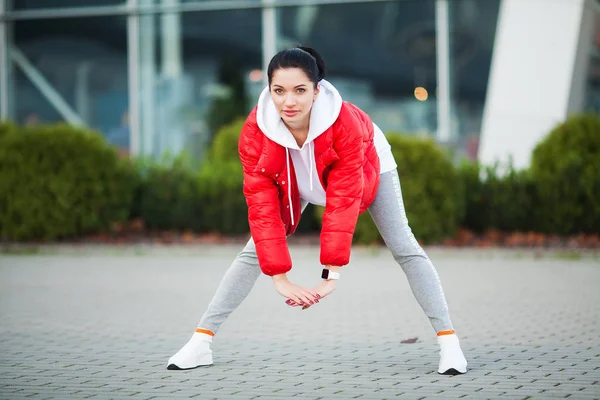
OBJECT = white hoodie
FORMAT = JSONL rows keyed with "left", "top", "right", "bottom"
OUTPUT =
{"left": 256, "top": 79, "right": 397, "bottom": 210}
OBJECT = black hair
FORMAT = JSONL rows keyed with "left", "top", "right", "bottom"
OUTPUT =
{"left": 267, "top": 45, "right": 327, "bottom": 88}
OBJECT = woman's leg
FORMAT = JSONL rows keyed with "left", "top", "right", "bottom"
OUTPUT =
{"left": 167, "top": 238, "right": 261, "bottom": 369}
{"left": 168, "top": 202, "right": 310, "bottom": 370}
{"left": 368, "top": 169, "right": 453, "bottom": 333}
{"left": 368, "top": 170, "right": 466, "bottom": 374}
{"left": 197, "top": 237, "right": 261, "bottom": 334}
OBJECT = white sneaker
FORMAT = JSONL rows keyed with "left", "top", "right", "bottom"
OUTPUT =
{"left": 167, "top": 332, "right": 214, "bottom": 370}
{"left": 437, "top": 334, "right": 467, "bottom": 375}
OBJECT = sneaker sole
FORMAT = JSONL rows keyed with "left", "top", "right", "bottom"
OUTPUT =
{"left": 167, "top": 363, "right": 213, "bottom": 370}
{"left": 438, "top": 368, "right": 466, "bottom": 375}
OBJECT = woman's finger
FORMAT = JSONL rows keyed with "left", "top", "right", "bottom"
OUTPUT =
{"left": 300, "top": 289, "right": 319, "bottom": 304}
{"left": 290, "top": 294, "right": 306, "bottom": 306}
{"left": 297, "top": 292, "right": 315, "bottom": 306}
{"left": 297, "top": 286, "right": 319, "bottom": 300}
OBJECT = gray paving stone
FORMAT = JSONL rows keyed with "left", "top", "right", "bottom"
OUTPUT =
{"left": 1, "top": 246, "right": 600, "bottom": 399}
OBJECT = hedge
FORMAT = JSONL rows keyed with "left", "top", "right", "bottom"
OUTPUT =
{"left": 458, "top": 113, "right": 600, "bottom": 236}
{"left": 457, "top": 162, "right": 538, "bottom": 234}
{"left": 0, "top": 112, "right": 598, "bottom": 244}
{"left": 530, "top": 113, "right": 600, "bottom": 235}
{"left": 0, "top": 123, "right": 137, "bottom": 241}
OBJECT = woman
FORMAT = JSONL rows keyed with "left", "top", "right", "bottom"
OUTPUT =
{"left": 167, "top": 46, "right": 468, "bottom": 375}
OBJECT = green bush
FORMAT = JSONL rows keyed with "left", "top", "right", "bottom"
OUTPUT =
{"left": 137, "top": 152, "right": 248, "bottom": 235}
{"left": 0, "top": 121, "right": 17, "bottom": 139}
{"left": 208, "top": 118, "right": 245, "bottom": 164}
{"left": 197, "top": 161, "right": 248, "bottom": 234}
{"left": 0, "top": 123, "right": 137, "bottom": 241}
{"left": 457, "top": 161, "right": 538, "bottom": 233}
{"left": 200, "top": 117, "right": 248, "bottom": 233}
{"left": 137, "top": 155, "right": 202, "bottom": 232}
{"left": 316, "top": 133, "right": 463, "bottom": 244}
{"left": 6, "top": 111, "right": 595, "bottom": 243}
{"left": 455, "top": 161, "right": 484, "bottom": 231}
{"left": 530, "top": 113, "right": 600, "bottom": 234}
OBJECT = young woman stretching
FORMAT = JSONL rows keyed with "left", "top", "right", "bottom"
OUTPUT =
{"left": 167, "top": 46, "right": 468, "bottom": 375}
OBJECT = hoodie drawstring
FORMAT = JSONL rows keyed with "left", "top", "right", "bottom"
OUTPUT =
{"left": 286, "top": 148, "right": 294, "bottom": 227}
{"left": 286, "top": 142, "right": 315, "bottom": 229}
{"left": 309, "top": 141, "right": 314, "bottom": 192}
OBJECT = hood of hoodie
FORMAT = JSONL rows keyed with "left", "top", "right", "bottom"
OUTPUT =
{"left": 256, "top": 79, "right": 342, "bottom": 150}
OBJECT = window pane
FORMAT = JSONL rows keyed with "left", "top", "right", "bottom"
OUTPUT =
{"left": 448, "top": 0, "right": 501, "bottom": 161}
{"left": 13, "top": 16, "right": 128, "bottom": 151}
{"left": 12, "top": 0, "right": 125, "bottom": 10}
{"left": 137, "top": 8, "right": 262, "bottom": 159}
{"left": 277, "top": 1, "right": 438, "bottom": 136}
{"left": 585, "top": 11, "right": 600, "bottom": 113}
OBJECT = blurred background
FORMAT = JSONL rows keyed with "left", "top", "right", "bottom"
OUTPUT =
{"left": 0, "top": 0, "right": 599, "bottom": 247}
{"left": 1, "top": 0, "right": 596, "bottom": 163}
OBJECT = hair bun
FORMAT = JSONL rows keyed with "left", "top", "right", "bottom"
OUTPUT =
{"left": 297, "top": 46, "right": 327, "bottom": 81}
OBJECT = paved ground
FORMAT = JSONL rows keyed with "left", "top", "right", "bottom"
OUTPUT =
{"left": 0, "top": 245, "right": 599, "bottom": 400}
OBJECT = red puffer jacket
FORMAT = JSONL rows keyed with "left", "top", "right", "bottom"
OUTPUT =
{"left": 238, "top": 101, "right": 381, "bottom": 276}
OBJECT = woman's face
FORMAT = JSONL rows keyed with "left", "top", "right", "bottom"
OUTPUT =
{"left": 270, "top": 68, "right": 320, "bottom": 127}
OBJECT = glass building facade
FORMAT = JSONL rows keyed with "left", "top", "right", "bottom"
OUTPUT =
{"left": 0, "top": 0, "right": 597, "bottom": 164}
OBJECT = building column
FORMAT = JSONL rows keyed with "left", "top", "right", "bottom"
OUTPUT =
{"left": 0, "top": 0, "right": 13, "bottom": 121}
{"left": 479, "top": 0, "right": 595, "bottom": 169}
{"left": 139, "top": 0, "right": 156, "bottom": 157}
{"left": 435, "top": 0, "right": 452, "bottom": 143}
{"left": 262, "top": 0, "right": 277, "bottom": 85}
{"left": 127, "top": 0, "right": 141, "bottom": 155}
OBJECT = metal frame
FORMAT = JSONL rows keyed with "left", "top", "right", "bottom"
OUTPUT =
{"left": 139, "top": 0, "right": 156, "bottom": 158}
{"left": 11, "top": 47, "right": 85, "bottom": 125}
{"left": 435, "top": 0, "right": 451, "bottom": 143}
{"left": 161, "top": 0, "right": 182, "bottom": 78}
{"left": 0, "top": 0, "right": 9, "bottom": 120}
{"left": 127, "top": 0, "right": 140, "bottom": 155}
{"left": 262, "top": 0, "right": 277, "bottom": 82}
{"left": 2, "top": 0, "right": 406, "bottom": 21}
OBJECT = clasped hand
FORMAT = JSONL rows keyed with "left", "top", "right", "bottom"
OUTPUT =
{"left": 272, "top": 271, "right": 338, "bottom": 310}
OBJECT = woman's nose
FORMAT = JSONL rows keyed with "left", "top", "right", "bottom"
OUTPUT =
{"left": 284, "top": 95, "right": 295, "bottom": 107}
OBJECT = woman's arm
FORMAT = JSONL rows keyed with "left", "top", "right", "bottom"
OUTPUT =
{"left": 239, "top": 119, "right": 292, "bottom": 276}
{"left": 319, "top": 118, "right": 365, "bottom": 267}
{"left": 239, "top": 115, "right": 319, "bottom": 306}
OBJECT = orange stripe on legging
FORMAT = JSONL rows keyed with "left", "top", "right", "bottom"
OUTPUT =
{"left": 437, "top": 330, "right": 455, "bottom": 336}
{"left": 195, "top": 328, "right": 214, "bottom": 336}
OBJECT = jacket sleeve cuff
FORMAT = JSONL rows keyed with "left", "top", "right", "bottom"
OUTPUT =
{"left": 319, "top": 231, "right": 352, "bottom": 266}
{"left": 255, "top": 237, "right": 293, "bottom": 276}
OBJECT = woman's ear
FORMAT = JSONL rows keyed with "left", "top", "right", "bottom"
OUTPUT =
{"left": 314, "top": 83, "right": 320, "bottom": 100}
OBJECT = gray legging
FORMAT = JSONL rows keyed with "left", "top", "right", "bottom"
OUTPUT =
{"left": 198, "top": 169, "right": 454, "bottom": 334}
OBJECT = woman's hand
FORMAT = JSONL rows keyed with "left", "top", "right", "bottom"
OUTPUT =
{"left": 313, "top": 279, "right": 337, "bottom": 299}
{"left": 287, "top": 266, "right": 341, "bottom": 309}
{"left": 297, "top": 280, "right": 337, "bottom": 309}
{"left": 272, "top": 274, "right": 320, "bottom": 307}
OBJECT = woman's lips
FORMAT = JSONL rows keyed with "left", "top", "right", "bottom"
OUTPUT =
{"left": 283, "top": 110, "right": 299, "bottom": 117}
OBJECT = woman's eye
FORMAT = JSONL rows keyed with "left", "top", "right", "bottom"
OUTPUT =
{"left": 297, "top": 88, "right": 305, "bottom": 94}
{"left": 274, "top": 89, "right": 283, "bottom": 94}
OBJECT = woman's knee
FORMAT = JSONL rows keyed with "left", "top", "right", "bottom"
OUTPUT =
{"left": 382, "top": 222, "right": 426, "bottom": 260}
